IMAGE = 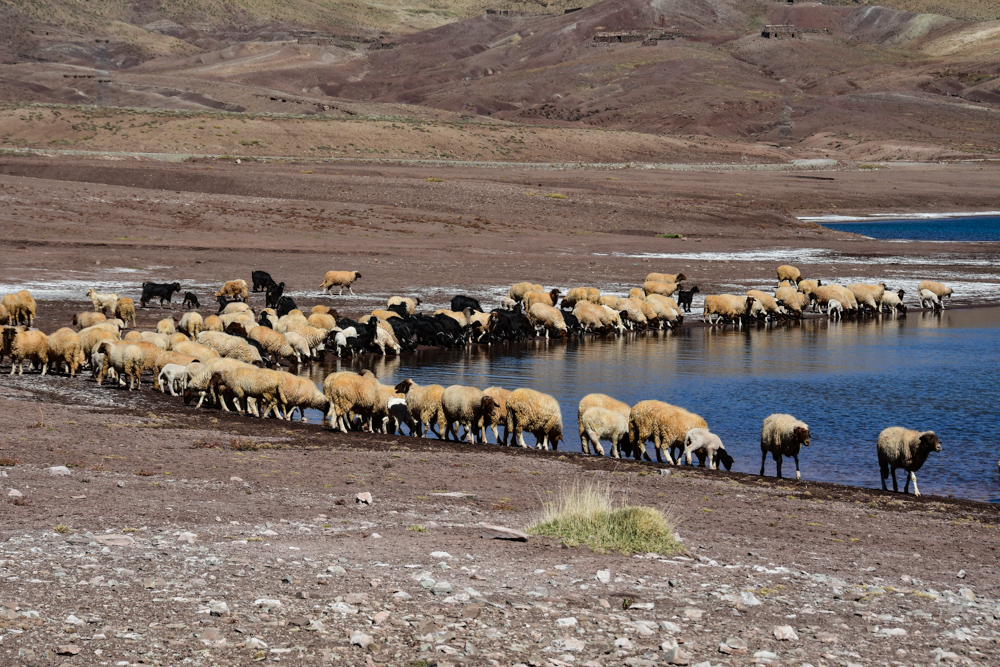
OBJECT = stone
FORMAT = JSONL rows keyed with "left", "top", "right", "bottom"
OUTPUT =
{"left": 462, "top": 605, "right": 483, "bottom": 619}
{"left": 959, "top": 588, "right": 976, "bottom": 601}
{"left": 956, "top": 570, "right": 966, "bottom": 579}
{"left": 773, "top": 625, "right": 798, "bottom": 641}
{"left": 373, "top": 610, "right": 390, "bottom": 626}
{"left": 560, "top": 638, "right": 586, "bottom": 652}
{"left": 430, "top": 551, "right": 453, "bottom": 559}
{"left": 635, "top": 621, "right": 656, "bottom": 637}
{"left": 663, "top": 645, "right": 690, "bottom": 665}
{"left": 355, "top": 492, "right": 373, "bottom": 505}
{"left": 56, "top": 645, "right": 81, "bottom": 656}
{"left": 329, "top": 602, "right": 358, "bottom": 614}
{"left": 879, "top": 628, "right": 907, "bottom": 637}
{"left": 480, "top": 523, "right": 529, "bottom": 541}
{"left": 7, "top": 489, "right": 22, "bottom": 498}
{"left": 724, "top": 637, "right": 747, "bottom": 653}
{"left": 596, "top": 570, "right": 611, "bottom": 584}
{"left": 254, "top": 599, "right": 282, "bottom": 609}
{"left": 419, "top": 579, "right": 436, "bottom": 590}
{"left": 116, "top": 481, "right": 124, "bottom": 488}
{"left": 431, "top": 491, "right": 474, "bottom": 497}
{"left": 815, "top": 632, "right": 837, "bottom": 644}
{"left": 287, "top": 616, "right": 309, "bottom": 627}
{"left": 740, "top": 591, "right": 762, "bottom": 607}
{"left": 351, "top": 631, "right": 374, "bottom": 648}
{"left": 230, "top": 476, "right": 242, "bottom": 482}
{"left": 49, "top": 466, "right": 72, "bottom": 476}
{"left": 683, "top": 608, "right": 703, "bottom": 621}
{"left": 94, "top": 534, "right": 134, "bottom": 547}
{"left": 247, "top": 637, "right": 267, "bottom": 649}
{"left": 555, "top": 617, "right": 577, "bottom": 629}
{"left": 64, "top": 615, "right": 85, "bottom": 626}
{"left": 209, "top": 601, "right": 229, "bottom": 617}
{"left": 327, "top": 566, "right": 346, "bottom": 575}
{"left": 176, "top": 532, "right": 197, "bottom": 543}
{"left": 615, "top": 637, "right": 634, "bottom": 650}
{"left": 753, "top": 650, "right": 779, "bottom": 663}
{"left": 661, "top": 621, "right": 682, "bottom": 633}
{"left": 344, "top": 593, "right": 366, "bottom": 604}
{"left": 201, "top": 628, "right": 222, "bottom": 641}
{"left": 932, "top": 648, "right": 962, "bottom": 663}
{"left": 431, "top": 581, "right": 453, "bottom": 596}
{"left": 393, "top": 591, "right": 412, "bottom": 601}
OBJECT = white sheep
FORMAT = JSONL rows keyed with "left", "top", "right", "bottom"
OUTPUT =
{"left": 528, "top": 303, "right": 567, "bottom": 338}
{"left": 506, "top": 388, "right": 563, "bottom": 450}
{"left": 827, "top": 299, "right": 843, "bottom": 320}
{"left": 86, "top": 289, "right": 119, "bottom": 315}
{"left": 680, "top": 428, "right": 734, "bottom": 470}
{"left": 579, "top": 406, "right": 629, "bottom": 458}
{"left": 157, "top": 363, "right": 189, "bottom": 396}
{"left": 760, "top": 413, "right": 811, "bottom": 479}
{"left": 441, "top": 385, "right": 497, "bottom": 444}
{"left": 877, "top": 427, "right": 942, "bottom": 496}
{"left": 919, "top": 288, "right": 942, "bottom": 310}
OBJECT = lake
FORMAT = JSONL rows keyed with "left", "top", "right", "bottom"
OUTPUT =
{"left": 815, "top": 214, "right": 1000, "bottom": 242}
{"left": 294, "top": 307, "right": 1000, "bottom": 502}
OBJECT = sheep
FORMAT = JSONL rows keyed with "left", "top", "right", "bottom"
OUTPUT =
{"left": 919, "top": 288, "right": 942, "bottom": 311}
{"left": 247, "top": 326, "right": 296, "bottom": 364}
{"left": 157, "top": 364, "right": 190, "bottom": 396}
{"left": 394, "top": 379, "right": 446, "bottom": 438}
{"left": 847, "top": 283, "right": 884, "bottom": 314}
{"left": 278, "top": 373, "right": 330, "bottom": 421}
{"left": 880, "top": 288, "right": 907, "bottom": 316}
{"left": 614, "top": 297, "right": 647, "bottom": 329}
{"left": 285, "top": 323, "right": 326, "bottom": 356}
{"left": 918, "top": 280, "right": 953, "bottom": 302}
{"left": 507, "top": 282, "right": 543, "bottom": 302}
{"left": 86, "top": 289, "right": 119, "bottom": 315}
{"left": 220, "top": 311, "right": 257, "bottom": 332}
{"left": 139, "top": 332, "right": 168, "bottom": 350}
{"left": 197, "top": 331, "right": 263, "bottom": 365}
{"left": 828, "top": 299, "right": 843, "bottom": 320}
{"left": 628, "top": 400, "right": 707, "bottom": 464}
{"left": 209, "top": 367, "right": 287, "bottom": 417}
{"left": 525, "top": 288, "right": 562, "bottom": 309}
{"left": 505, "top": 388, "right": 563, "bottom": 450}
{"left": 164, "top": 332, "right": 189, "bottom": 350}
{"left": 220, "top": 301, "right": 251, "bottom": 315}
{"left": 572, "top": 301, "right": 607, "bottom": 333}
{"left": 598, "top": 305, "right": 625, "bottom": 333}
{"left": 372, "top": 326, "right": 401, "bottom": 355}
{"left": 178, "top": 311, "right": 204, "bottom": 338}
{"left": 702, "top": 295, "right": 756, "bottom": 326}
{"left": 643, "top": 295, "right": 679, "bottom": 329}
{"left": 435, "top": 309, "right": 471, "bottom": 328}
{"left": 203, "top": 314, "right": 224, "bottom": 332}
{"left": 482, "top": 387, "right": 510, "bottom": 444}
{"left": 646, "top": 272, "right": 687, "bottom": 284}
{"left": 78, "top": 326, "right": 118, "bottom": 361}
{"left": 73, "top": 311, "right": 107, "bottom": 330}
{"left": 797, "top": 279, "right": 822, "bottom": 295}
{"left": 809, "top": 286, "right": 850, "bottom": 314}
{"left": 151, "top": 351, "right": 196, "bottom": 390}
{"left": 15, "top": 291, "right": 35, "bottom": 326}
{"left": 528, "top": 303, "right": 567, "bottom": 338}
{"left": 828, "top": 285, "right": 859, "bottom": 313}
{"left": 284, "top": 332, "right": 311, "bottom": 362}
{"left": 0, "top": 295, "right": 17, "bottom": 325}
{"left": 320, "top": 270, "right": 362, "bottom": 296}
{"left": 386, "top": 296, "right": 420, "bottom": 314}
{"left": 561, "top": 287, "right": 599, "bottom": 309}
{"left": 123, "top": 331, "right": 142, "bottom": 342}
{"left": 441, "top": 385, "right": 497, "bottom": 444}
{"left": 182, "top": 358, "right": 248, "bottom": 408}
{"left": 747, "top": 290, "right": 783, "bottom": 320}
{"left": 384, "top": 398, "right": 417, "bottom": 435}
{"left": 308, "top": 312, "right": 337, "bottom": 331}
{"left": 97, "top": 341, "right": 144, "bottom": 390}
{"left": 760, "top": 413, "right": 811, "bottom": 479}
{"left": 630, "top": 297, "right": 659, "bottom": 328}
{"left": 115, "top": 297, "right": 136, "bottom": 328}
{"left": 776, "top": 265, "right": 802, "bottom": 284}
{"left": 171, "top": 340, "right": 221, "bottom": 363}
{"left": 216, "top": 279, "right": 250, "bottom": 302}
{"left": 578, "top": 393, "right": 632, "bottom": 456}
{"left": 155, "top": 318, "right": 175, "bottom": 335}
{"left": 90, "top": 345, "right": 112, "bottom": 382}
{"left": 0, "top": 303, "right": 7, "bottom": 326}
{"left": 580, "top": 407, "right": 629, "bottom": 458}
{"left": 598, "top": 294, "right": 619, "bottom": 308}
{"left": 3, "top": 329, "right": 48, "bottom": 376}
{"left": 680, "top": 428, "right": 734, "bottom": 470}
{"left": 43, "top": 328, "right": 84, "bottom": 377}
{"left": 323, "top": 370, "right": 380, "bottom": 431}
{"left": 877, "top": 427, "right": 942, "bottom": 496}
{"left": 774, "top": 285, "right": 803, "bottom": 319}
{"left": 643, "top": 281, "right": 678, "bottom": 298}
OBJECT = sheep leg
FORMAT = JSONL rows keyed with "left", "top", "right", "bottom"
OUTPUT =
{"left": 464, "top": 421, "right": 475, "bottom": 445}
{"left": 774, "top": 453, "right": 783, "bottom": 479}
{"left": 880, "top": 464, "right": 890, "bottom": 491}
{"left": 40, "top": 362, "right": 47, "bottom": 376}
{"left": 580, "top": 427, "right": 591, "bottom": 455}
{"left": 793, "top": 455, "right": 801, "bottom": 480}
{"left": 589, "top": 432, "right": 605, "bottom": 457}
{"left": 349, "top": 286, "right": 355, "bottom": 295}
{"left": 515, "top": 428, "right": 528, "bottom": 449}
{"left": 909, "top": 472, "right": 920, "bottom": 497}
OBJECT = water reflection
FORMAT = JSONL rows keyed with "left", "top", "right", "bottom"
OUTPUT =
{"left": 296, "top": 308, "right": 1000, "bottom": 502}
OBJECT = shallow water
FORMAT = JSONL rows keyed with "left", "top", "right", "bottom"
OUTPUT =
{"left": 298, "top": 307, "right": 1000, "bottom": 503}
{"left": 818, "top": 215, "right": 1000, "bottom": 242}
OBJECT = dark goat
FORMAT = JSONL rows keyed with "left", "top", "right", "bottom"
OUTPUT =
{"left": 562, "top": 311, "right": 583, "bottom": 336}
{"left": 386, "top": 303, "right": 409, "bottom": 318}
{"left": 487, "top": 310, "right": 525, "bottom": 342}
{"left": 140, "top": 282, "right": 181, "bottom": 309}
{"left": 450, "top": 295, "right": 482, "bottom": 313}
{"left": 182, "top": 292, "right": 200, "bottom": 310}
{"left": 275, "top": 296, "right": 298, "bottom": 318}
{"left": 676, "top": 286, "right": 700, "bottom": 313}
{"left": 252, "top": 271, "right": 277, "bottom": 293}
{"left": 385, "top": 317, "right": 418, "bottom": 351}
{"left": 411, "top": 315, "right": 453, "bottom": 347}
{"left": 265, "top": 282, "right": 285, "bottom": 309}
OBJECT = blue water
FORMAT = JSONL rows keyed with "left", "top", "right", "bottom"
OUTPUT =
{"left": 822, "top": 215, "right": 1000, "bottom": 242}
{"left": 303, "top": 308, "right": 1000, "bottom": 502}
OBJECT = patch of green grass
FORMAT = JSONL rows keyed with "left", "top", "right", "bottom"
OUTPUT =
{"left": 527, "top": 480, "right": 680, "bottom": 555}
{"left": 544, "top": 193, "right": 568, "bottom": 199}
{"left": 407, "top": 525, "right": 428, "bottom": 533}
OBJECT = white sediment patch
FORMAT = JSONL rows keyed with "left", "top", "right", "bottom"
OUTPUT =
{"left": 799, "top": 211, "right": 1000, "bottom": 223}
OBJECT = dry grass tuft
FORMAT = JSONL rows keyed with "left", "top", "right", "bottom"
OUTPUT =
{"left": 527, "top": 480, "right": 680, "bottom": 555}
{"left": 0, "top": 457, "right": 21, "bottom": 467}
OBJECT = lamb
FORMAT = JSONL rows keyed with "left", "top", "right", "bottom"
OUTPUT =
{"left": 774, "top": 285, "right": 803, "bottom": 319}
{"left": 760, "top": 413, "right": 811, "bottom": 479}
{"left": 90, "top": 346, "right": 113, "bottom": 382}
{"left": 917, "top": 280, "right": 953, "bottom": 302}
{"left": 320, "top": 270, "right": 362, "bottom": 296}
{"left": 182, "top": 292, "right": 200, "bottom": 309}
{"left": 46, "top": 328, "right": 84, "bottom": 377}
{"left": 86, "top": 289, "right": 119, "bottom": 315}
{"left": 277, "top": 373, "right": 330, "bottom": 421}
{"left": 441, "top": 385, "right": 497, "bottom": 444}
{"left": 877, "top": 427, "right": 942, "bottom": 496}
{"left": 151, "top": 351, "right": 196, "bottom": 390}
{"left": 702, "top": 295, "right": 756, "bottom": 326}
{"left": 73, "top": 311, "right": 107, "bottom": 330}
{"left": 680, "top": 428, "right": 734, "bottom": 470}
{"left": 178, "top": 311, "right": 204, "bottom": 338}
{"left": 171, "top": 340, "right": 221, "bottom": 363}
{"left": 394, "top": 379, "right": 446, "bottom": 438}
{"left": 645, "top": 272, "right": 687, "bottom": 284}
{"left": 525, "top": 288, "right": 562, "bottom": 309}
{"left": 216, "top": 279, "right": 250, "bottom": 302}
{"left": 482, "top": 386, "right": 511, "bottom": 444}
{"left": 115, "top": 297, "right": 136, "bottom": 328}
{"left": 323, "top": 370, "right": 380, "bottom": 431}
{"left": 579, "top": 407, "right": 629, "bottom": 458}
{"left": 197, "top": 331, "right": 263, "bottom": 365}
{"left": 919, "top": 288, "right": 942, "bottom": 311}
{"left": 505, "top": 388, "right": 563, "bottom": 450}
{"left": 528, "top": 303, "right": 567, "bottom": 338}
{"left": 507, "top": 282, "right": 543, "bottom": 302}
{"left": 4, "top": 329, "right": 49, "bottom": 376}
{"left": 386, "top": 296, "right": 420, "bottom": 314}
{"left": 284, "top": 331, "right": 311, "bottom": 362}
{"left": 156, "top": 318, "right": 176, "bottom": 335}
{"left": 776, "top": 265, "right": 802, "bottom": 284}
{"left": 628, "top": 400, "right": 707, "bottom": 464}
{"left": 15, "top": 291, "right": 36, "bottom": 326}
{"left": 285, "top": 323, "right": 326, "bottom": 356}
{"left": 157, "top": 363, "right": 190, "bottom": 396}
{"left": 372, "top": 325, "right": 402, "bottom": 355}
{"left": 577, "top": 393, "right": 632, "bottom": 456}
{"left": 97, "top": 341, "right": 144, "bottom": 390}
{"left": 642, "top": 281, "right": 678, "bottom": 298}
{"left": 828, "top": 299, "right": 843, "bottom": 320}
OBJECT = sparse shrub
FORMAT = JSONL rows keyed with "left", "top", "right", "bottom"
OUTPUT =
{"left": 407, "top": 525, "right": 428, "bottom": 533}
{"left": 53, "top": 525, "right": 70, "bottom": 534}
{"left": 0, "top": 457, "right": 20, "bottom": 467}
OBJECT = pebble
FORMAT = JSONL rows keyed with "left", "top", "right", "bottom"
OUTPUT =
{"left": 663, "top": 644, "right": 690, "bottom": 665}
{"left": 326, "top": 565, "right": 346, "bottom": 575}
{"left": 355, "top": 492, "right": 373, "bottom": 505}
{"left": 431, "top": 581, "right": 453, "bottom": 595}
{"left": 932, "top": 647, "right": 961, "bottom": 662}
{"left": 956, "top": 569, "right": 966, "bottom": 579}
{"left": 329, "top": 602, "right": 358, "bottom": 614}
{"left": 373, "top": 610, "right": 390, "bottom": 626}
{"left": 773, "top": 625, "right": 798, "bottom": 641}
{"left": 209, "top": 601, "right": 229, "bottom": 616}
{"left": 350, "top": 631, "right": 373, "bottom": 648}
{"left": 7, "top": 489, "right": 22, "bottom": 498}
{"left": 254, "top": 599, "right": 282, "bottom": 609}
{"left": 555, "top": 616, "right": 577, "bottom": 628}
{"left": 393, "top": 590, "right": 412, "bottom": 600}
{"left": 64, "top": 614, "right": 85, "bottom": 626}
{"left": 740, "top": 591, "right": 762, "bottom": 606}
{"left": 419, "top": 579, "right": 436, "bottom": 590}
{"left": 94, "top": 534, "right": 135, "bottom": 547}
{"left": 596, "top": 569, "right": 611, "bottom": 584}
{"left": 430, "top": 551, "right": 453, "bottom": 560}
{"left": 176, "top": 532, "right": 197, "bottom": 543}
{"left": 49, "top": 466, "right": 72, "bottom": 476}
{"left": 683, "top": 608, "right": 703, "bottom": 621}
{"left": 246, "top": 637, "right": 267, "bottom": 649}
{"left": 959, "top": 588, "right": 976, "bottom": 601}
{"left": 661, "top": 621, "right": 682, "bottom": 633}
{"left": 615, "top": 637, "right": 633, "bottom": 650}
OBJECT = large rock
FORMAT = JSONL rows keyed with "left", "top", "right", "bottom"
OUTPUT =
{"left": 480, "top": 523, "right": 529, "bottom": 541}
{"left": 49, "top": 466, "right": 72, "bottom": 476}
{"left": 94, "top": 534, "right": 135, "bottom": 547}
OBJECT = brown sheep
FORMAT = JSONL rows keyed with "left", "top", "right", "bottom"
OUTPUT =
{"left": 505, "top": 388, "right": 563, "bottom": 450}
{"left": 115, "top": 297, "right": 136, "bottom": 328}
{"left": 320, "top": 270, "right": 362, "bottom": 296}
{"left": 524, "top": 288, "right": 562, "bottom": 309}
{"left": 323, "top": 370, "right": 380, "bottom": 432}
{"left": 15, "top": 291, "right": 36, "bottom": 327}
{"left": 642, "top": 281, "right": 678, "bottom": 298}
{"left": 628, "top": 400, "right": 707, "bottom": 463}
{"left": 4, "top": 329, "right": 49, "bottom": 375}
{"left": 646, "top": 272, "right": 686, "bottom": 284}
{"left": 73, "top": 311, "right": 107, "bottom": 330}
{"left": 216, "top": 279, "right": 249, "bottom": 302}
{"left": 394, "top": 379, "right": 446, "bottom": 438}
{"left": 47, "top": 328, "right": 84, "bottom": 377}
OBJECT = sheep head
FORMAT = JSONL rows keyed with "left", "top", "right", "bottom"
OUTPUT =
{"left": 716, "top": 448, "right": 735, "bottom": 471}
{"left": 480, "top": 395, "right": 496, "bottom": 418}
{"left": 919, "top": 431, "right": 942, "bottom": 453}
{"left": 794, "top": 426, "right": 811, "bottom": 447}
{"left": 393, "top": 379, "right": 413, "bottom": 394}
{"left": 675, "top": 273, "right": 688, "bottom": 282}
{"left": 793, "top": 275, "right": 802, "bottom": 283}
